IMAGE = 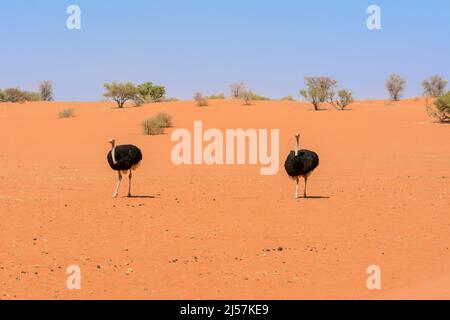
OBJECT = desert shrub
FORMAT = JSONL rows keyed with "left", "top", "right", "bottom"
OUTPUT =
{"left": 0, "top": 89, "right": 5, "bottom": 102}
{"left": 39, "top": 81, "right": 54, "bottom": 101}
{"left": 426, "top": 91, "right": 450, "bottom": 123}
{"left": 251, "top": 93, "right": 270, "bottom": 101}
{"left": 154, "top": 112, "right": 173, "bottom": 128}
{"left": 103, "top": 82, "right": 137, "bottom": 108}
{"left": 209, "top": 93, "right": 225, "bottom": 100}
{"left": 3, "top": 88, "right": 27, "bottom": 103}
{"left": 332, "top": 89, "right": 354, "bottom": 110}
{"left": 142, "top": 117, "right": 166, "bottom": 135}
{"left": 163, "top": 97, "right": 179, "bottom": 102}
{"left": 59, "top": 109, "right": 75, "bottom": 118}
{"left": 23, "top": 91, "right": 41, "bottom": 101}
{"left": 240, "top": 90, "right": 253, "bottom": 105}
{"left": 422, "top": 75, "right": 448, "bottom": 98}
{"left": 300, "top": 77, "right": 337, "bottom": 110}
{"left": 229, "top": 82, "right": 246, "bottom": 99}
{"left": 281, "top": 96, "right": 296, "bottom": 102}
{"left": 386, "top": 74, "right": 406, "bottom": 101}
{"left": 136, "top": 82, "right": 166, "bottom": 103}
{"left": 194, "top": 92, "right": 209, "bottom": 106}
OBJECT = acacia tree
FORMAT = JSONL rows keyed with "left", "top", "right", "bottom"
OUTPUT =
{"left": 386, "top": 74, "right": 406, "bottom": 101}
{"left": 422, "top": 75, "right": 448, "bottom": 98}
{"left": 300, "top": 77, "right": 337, "bottom": 111}
{"left": 39, "top": 81, "right": 54, "bottom": 101}
{"left": 103, "top": 82, "right": 137, "bottom": 108}
{"left": 229, "top": 82, "right": 246, "bottom": 99}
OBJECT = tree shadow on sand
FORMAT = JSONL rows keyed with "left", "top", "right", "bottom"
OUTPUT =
{"left": 125, "top": 195, "right": 158, "bottom": 199}
{"left": 299, "top": 196, "right": 330, "bottom": 200}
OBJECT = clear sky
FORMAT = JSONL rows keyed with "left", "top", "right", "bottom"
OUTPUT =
{"left": 1, "top": 0, "right": 449, "bottom": 101}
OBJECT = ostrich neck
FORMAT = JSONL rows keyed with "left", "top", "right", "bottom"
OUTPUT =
{"left": 295, "top": 139, "right": 299, "bottom": 156}
{"left": 111, "top": 146, "right": 117, "bottom": 164}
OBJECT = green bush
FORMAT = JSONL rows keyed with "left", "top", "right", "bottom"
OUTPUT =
{"left": 194, "top": 92, "right": 209, "bottom": 106}
{"left": 427, "top": 91, "right": 450, "bottom": 122}
{"left": 59, "top": 109, "right": 75, "bottom": 118}
{"left": 0, "top": 89, "right": 5, "bottom": 102}
{"left": 136, "top": 82, "right": 166, "bottom": 103}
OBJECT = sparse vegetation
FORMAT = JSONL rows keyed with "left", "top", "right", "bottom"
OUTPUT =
{"left": 24, "top": 91, "right": 41, "bottom": 102}
{"left": 103, "top": 82, "right": 137, "bottom": 108}
{"left": 230, "top": 82, "right": 246, "bottom": 99}
{"left": 386, "top": 74, "right": 406, "bottom": 101}
{"left": 426, "top": 91, "right": 450, "bottom": 123}
{"left": 300, "top": 77, "right": 337, "bottom": 111}
{"left": 250, "top": 93, "right": 270, "bottom": 101}
{"left": 154, "top": 112, "right": 173, "bottom": 128}
{"left": 209, "top": 93, "right": 225, "bottom": 100}
{"left": 3, "top": 88, "right": 27, "bottom": 103}
{"left": 1, "top": 87, "right": 41, "bottom": 103}
{"left": 422, "top": 75, "right": 448, "bottom": 98}
{"left": 331, "top": 89, "right": 354, "bottom": 110}
{"left": 194, "top": 92, "right": 209, "bottom": 106}
{"left": 39, "top": 81, "right": 54, "bottom": 101}
{"left": 142, "top": 117, "right": 166, "bottom": 135}
{"left": 163, "top": 97, "right": 179, "bottom": 102}
{"left": 281, "top": 96, "right": 296, "bottom": 102}
{"left": 59, "top": 109, "right": 75, "bottom": 118}
{"left": 240, "top": 90, "right": 253, "bottom": 105}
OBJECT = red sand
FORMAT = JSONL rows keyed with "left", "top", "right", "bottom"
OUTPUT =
{"left": 0, "top": 99, "right": 449, "bottom": 299}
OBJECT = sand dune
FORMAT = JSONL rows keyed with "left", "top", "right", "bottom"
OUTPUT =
{"left": 0, "top": 99, "right": 449, "bottom": 299}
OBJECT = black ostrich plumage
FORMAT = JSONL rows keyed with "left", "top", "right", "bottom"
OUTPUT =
{"left": 284, "top": 150, "right": 319, "bottom": 178}
{"left": 107, "top": 145, "right": 143, "bottom": 171}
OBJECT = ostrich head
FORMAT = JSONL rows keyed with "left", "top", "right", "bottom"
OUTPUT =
{"left": 109, "top": 138, "right": 116, "bottom": 147}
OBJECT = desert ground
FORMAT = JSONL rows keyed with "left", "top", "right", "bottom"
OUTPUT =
{"left": 0, "top": 98, "right": 449, "bottom": 300}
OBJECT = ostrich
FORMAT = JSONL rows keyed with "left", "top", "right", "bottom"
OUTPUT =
{"left": 107, "top": 139, "right": 143, "bottom": 198}
{"left": 284, "top": 133, "right": 319, "bottom": 199}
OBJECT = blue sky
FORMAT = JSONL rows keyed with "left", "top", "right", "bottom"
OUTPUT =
{"left": 0, "top": 0, "right": 449, "bottom": 101}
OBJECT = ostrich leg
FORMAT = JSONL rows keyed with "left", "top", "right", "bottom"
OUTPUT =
{"left": 113, "top": 172, "right": 122, "bottom": 198}
{"left": 304, "top": 176, "right": 308, "bottom": 198}
{"left": 128, "top": 170, "right": 133, "bottom": 197}
{"left": 295, "top": 177, "right": 300, "bottom": 199}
